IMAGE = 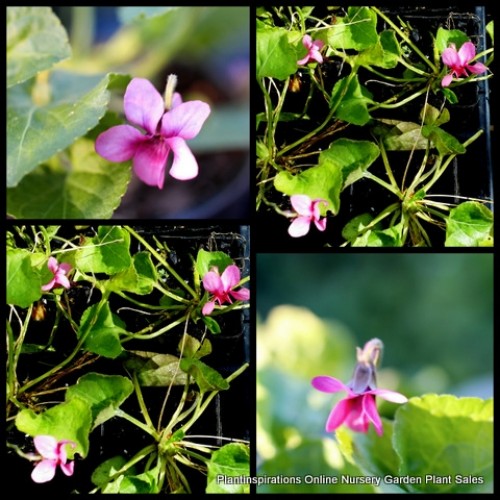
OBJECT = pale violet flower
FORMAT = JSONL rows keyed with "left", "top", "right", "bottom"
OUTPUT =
{"left": 202, "top": 264, "right": 250, "bottom": 315}
{"left": 311, "top": 376, "right": 407, "bottom": 436}
{"left": 288, "top": 195, "right": 328, "bottom": 238}
{"left": 312, "top": 339, "right": 407, "bottom": 436}
{"left": 95, "top": 77, "right": 211, "bottom": 189}
{"left": 41, "top": 257, "right": 72, "bottom": 291}
{"left": 441, "top": 41, "right": 488, "bottom": 87}
{"left": 297, "top": 34, "right": 325, "bottom": 66}
{"left": 31, "top": 435, "right": 76, "bottom": 483}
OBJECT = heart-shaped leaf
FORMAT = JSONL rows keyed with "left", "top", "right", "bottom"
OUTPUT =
{"left": 7, "top": 7, "right": 71, "bottom": 88}
{"left": 394, "top": 394, "right": 493, "bottom": 493}
{"left": 76, "top": 226, "right": 131, "bottom": 275}
{"left": 7, "top": 249, "right": 45, "bottom": 307}
{"left": 7, "top": 137, "right": 131, "bottom": 219}
{"left": 445, "top": 202, "right": 493, "bottom": 247}
{"left": 15, "top": 397, "right": 92, "bottom": 458}
{"left": 330, "top": 75, "right": 373, "bottom": 125}
{"left": 7, "top": 71, "right": 130, "bottom": 187}
{"left": 326, "top": 7, "right": 378, "bottom": 50}
{"left": 124, "top": 351, "right": 188, "bottom": 387}
{"left": 257, "top": 22, "right": 300, "bottom": 80}
{"left": 206, "top": 443, "right": 250, "bottom": 493}
{"left": 65, "top": 373, "right": 133, "bottom": 429}
{"left": 180, "top": 358, "right": 229, "bottom": 394}
{"left": 79, "top": 303, "right": 126, "bottom": 359}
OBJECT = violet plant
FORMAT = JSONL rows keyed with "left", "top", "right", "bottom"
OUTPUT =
{"left": 6, "top": 225, "right": 250, "bottom": 493}
{"left": 257, "top": 6, "right": 494, "bottom": 246}
{"left": 6, "top": 7, "right": 249, "bottom": 219}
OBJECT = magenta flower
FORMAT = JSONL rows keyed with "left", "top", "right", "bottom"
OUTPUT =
{"left": 311, "top": 376, "right": 407, "bottom": 435}
{"left": 95, "top": 77, "right": 211, "bottom": 189}
{"left": 31, "top": 435, "right": 76, "bottom": 483}
{"left": 288, "top": 194, "right": 328, "bottom": 238}
{"left": 41, "top": 257, "right": 72, "bottom": 291}
{"left": 202, "top": 264, "right": 250, "bottom": 315}
{"left": 297, "top": 34, "right": 325, "bottom": 65}
{"left": 441, "top": 41, "right": 488, "bottom": 87}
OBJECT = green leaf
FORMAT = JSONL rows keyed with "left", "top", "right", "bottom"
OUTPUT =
{"left": 330, "top": 75, "right": 373, "bottom": 125}
{"left": 65, "top": 373, "right": 133, "bottom": 429}
{"left": 320, "top": 138, "right": 380, "bottom": 189}
{"left": 257, "top": 22, "right": 300, "bottom": 79}
{"left": 108, "top": 252, "right": 158, "bottom": 295}
{"left": 7, "top": 71, "right": 130, "bottom": 187}
{"left": 7, "top": 249, "right": 44, "bottom": 307}
{"left": 180, "top": 358, "right": 229, "bottom": 394}
{"left": 76, "top": 226, "right": 131, "bottom": 275}
{"left": 445, "top": 202, "right": 493, "bottom": 247}
{"left": 374, "top": 119, "right": 428, "bottom": 151}
{"left": 486, "top": 21, "right": 494, "bottom": 45}
{"left": 202, "top": 315, "right": 222, "bottom": 334}
{"left": 435, "top": 28, "right": 470, "bottom": 54}
{"left": 326, "top": 7, "right": 378, "bottom": 50}
{"left": 7, "top": 137, "right": 132, "bottom": 219}
{"left": 180, "top": 335, "right": 212, "bottom": 359}
{"left": 274, "top": 139, "right": 379, "bottom": 215}
{"left": 103, "top": 464, "right": 161, "bottom": 493}
{"left": 420, "top": 104, "right": 450, "bottom": 127}
{"left": 15, "top": 397, "right": 92, "bottom": 458}
{"left": 422, "top": 125, "right": 466, "bottom": 155}
{"left": 394, "top": 394, "right": 493, "bottom": 493}
{"left": 7, "top": 7, "right": 71, "bottom": 88}
{"left": 196, "top": 249, "right": 233, "bottom": 278}
{"left": 91, "top": 456, "right": 129, "bottom": 488}
{"left": 206, "top": 443, "right": 250, "bottom": 493}
{"left": 337, "top": 420, "right": 402, "bottom": 490}
{"left": 79, "top": 303, "right": 126, "bottom": 358}
{"left": 342, "top": 213, "right": 375, "bottom": 244}
{"left": 274, "top": 162, "right": 343, "bottom": 215}
{"left": 124, "top": 351, "right": 187, "bottom": 387}
{"left": 355, "top": 30, "right": 401, "bottom": 69}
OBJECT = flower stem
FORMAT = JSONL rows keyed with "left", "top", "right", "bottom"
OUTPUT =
{"left": 124, "top": 226, "right": 197, "bottom": 299}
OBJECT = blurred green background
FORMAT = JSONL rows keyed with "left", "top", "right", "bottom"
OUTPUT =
{"left": 256, "top": 253, "right": 493, "bottom": 492}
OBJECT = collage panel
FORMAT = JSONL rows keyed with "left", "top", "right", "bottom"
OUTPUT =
{"left": 7, "top": 6, "right": 250, "bottom": 220}
{"left": 256, "top": 6, "right": 493, "bottom": 248}
{"left": 6, "top": 224, "right": 251, "bottom": 494}
{"left": 257, "top": 253, "right": 493, "bottom": 493}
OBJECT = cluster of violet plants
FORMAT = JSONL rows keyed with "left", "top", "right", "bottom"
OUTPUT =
{"left": 257, "top": 6, "right": 494, "bottom": 246}
{"left": 6, "top": 226, "right": 250, "bottom": 493}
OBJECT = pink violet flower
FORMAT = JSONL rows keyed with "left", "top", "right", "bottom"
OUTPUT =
{"left": 311, "top": 376, "right": 407, "bottom": 436}
{"left": 288, "top": 194, "right": 328, "bottom": 238}
{"left": 31, "top": 435, "right": 76, "bottom": 483}
{"left": 441, "top": 41, "right": 488, "bottom": 87}
{"left": 297, "top": 34, "right": 325, "bottom": 66}
{"left": 41, "top": 257, "right": 72, "bottom": 291}
{"left": 95, "top": 77, "right": 211, "bottom": 189}
{"left": 202, "top": 264, "right": 250, "bottom": 316}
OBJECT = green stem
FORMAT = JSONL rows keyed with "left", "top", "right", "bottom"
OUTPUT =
{"left": 378, "top": 141, "right": 401, "bottom": 194}
{"left": 115, "top": 409, "right": 158, "bottom": 439}
{"left": 122, "top": 313, "right": 188, "bottom": 342}
{"left": 18, "top": 295, "right": 109, "bottom": 394}
{"left": 132, "top": 371, "right": 156, "bottom": 432}
{"left": 124, "top": 226, "right": 197, "bottom": 299}
{"left": 153, "top": 282, "right": 191, "bottom": 305}
{"left": 363, "top": 171, "right": 400, "bottom": 196}
{"left": 372, "top": 7, "right": 438, "bottom": 73}
{"left": 422, "top": 129, "right": 483, "bottom": 193}
{"left": 6, "top": 319, "right": 18, "bottom": 398}
{"left": 180, "top": 363, "right": 249, "bottom": 434}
